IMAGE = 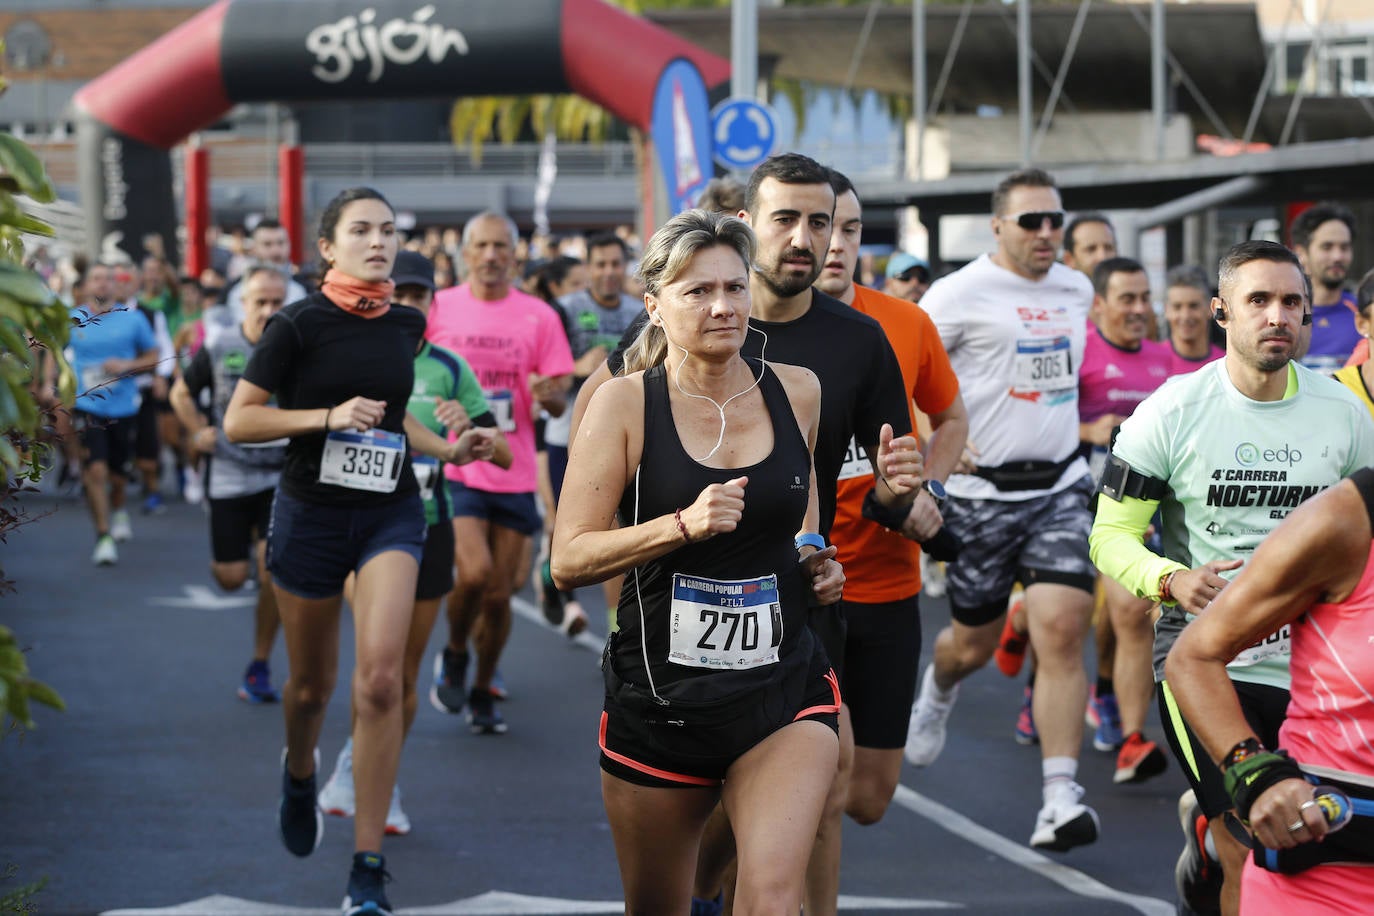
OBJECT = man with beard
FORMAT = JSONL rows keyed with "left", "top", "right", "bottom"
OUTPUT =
{"left": 1090, "top": 239, "right": 1374, "bottom": 915}
{"left": 905, "top": 168, "right": 1103, "bottom": 853}
{"left": 687, "top": 153, "right": 921, "bottom": 916}
{"left": 1291, "top": 203, "right": 1359, "bottom": 374}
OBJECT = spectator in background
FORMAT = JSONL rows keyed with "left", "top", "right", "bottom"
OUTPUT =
{"left": 1163, "top": 265, "right": 1224, "bottom": 375}
{"left": 1291, "top": 202, "right": 1359, "bottom": 374}
{"left": 883, "top": 252, "right": 931, "bottom": 303}
{"left": 1062, "top": 214, "right": 1118, "bottom": 281}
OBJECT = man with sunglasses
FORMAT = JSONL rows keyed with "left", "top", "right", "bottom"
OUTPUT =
{"left": 883, "top": 252, "right": 931, "bottom": 303}
{"left": 905, "top": 168, "right": 1103, "bottom": 853}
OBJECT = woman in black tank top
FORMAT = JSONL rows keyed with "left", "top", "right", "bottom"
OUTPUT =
{"left": 552, "top": 210, "right": 843, "bottom": 912}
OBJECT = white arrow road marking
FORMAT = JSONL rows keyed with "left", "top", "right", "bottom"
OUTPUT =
{"left": 148, "top": 585, "right": 256, "bottom": 611}
{"left": 102, "top": 890, "right": 959, "bottom": 914}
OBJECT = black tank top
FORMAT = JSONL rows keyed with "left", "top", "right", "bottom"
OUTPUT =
{"left": 613, "top": 360, "right": 813, "bottom": 693}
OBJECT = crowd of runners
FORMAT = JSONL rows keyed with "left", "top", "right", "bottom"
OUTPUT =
{"left": 39, "top": 154, "right": 1374, "bottom": 915}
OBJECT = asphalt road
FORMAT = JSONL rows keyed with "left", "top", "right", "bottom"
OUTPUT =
{"left": 2, "top": 485, "right": 1189, "bottom": 915}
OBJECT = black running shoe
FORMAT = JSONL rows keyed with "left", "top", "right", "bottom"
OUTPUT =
{"left": 429, "top": 648, "right": 468, "bottom": 715}
{"left": 467, "top": 685, "right": 507, "bottom": 735}
{"left": 342, "top": 851, "right": 393, "bottom": 915}
{"left": 278, "top": 749, "right": 323, "bottom": 857}
{"left": 1175, "top": 791, "right": 1222, "bottom": 915}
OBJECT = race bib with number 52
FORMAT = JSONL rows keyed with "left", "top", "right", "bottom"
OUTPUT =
{"left": 319, "top": 429, "right": 406, "bottom": 493}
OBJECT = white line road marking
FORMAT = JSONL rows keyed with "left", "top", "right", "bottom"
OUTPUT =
{"left": 103, "top": 890, "right": 960, "bottom": 914}
{"left": 890, "top": 785, "right": 1174, "bottom": 916}
{"left": 148, "top": 585, "right": 256, "bottom": 611}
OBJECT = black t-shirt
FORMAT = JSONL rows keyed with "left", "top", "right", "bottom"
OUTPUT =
{"left": 609, "top": 290, "right": 910, "bottom": 537}
{"left": 241, "top": 292, "right": 427, "bottom": 506}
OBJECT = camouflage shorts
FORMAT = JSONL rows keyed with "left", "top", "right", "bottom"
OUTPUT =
{"left": 943, "top": 475, "right": 1096, "bottom": 625}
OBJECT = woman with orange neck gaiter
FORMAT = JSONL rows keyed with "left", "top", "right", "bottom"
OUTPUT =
{"left": 222, "top": 187, "right": 494, "bottom": 914}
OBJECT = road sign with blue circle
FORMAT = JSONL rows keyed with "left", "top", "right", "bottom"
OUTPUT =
{"left": 712, "top": 98, "right": 779, "bottom": 171}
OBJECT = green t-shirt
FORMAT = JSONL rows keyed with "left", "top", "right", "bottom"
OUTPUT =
{"left": 139, "top": 289, "right": 183, "bottom": 337}
{"left": 410, "top": 341, "right": 491, "bottom": 526}
{"left": 1110, "top": 359, "right": 1374, "bottom": 688}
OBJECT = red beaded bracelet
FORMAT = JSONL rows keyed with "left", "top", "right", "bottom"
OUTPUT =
{"left": 674, "top": 508, "right": 692, "bottom": 543}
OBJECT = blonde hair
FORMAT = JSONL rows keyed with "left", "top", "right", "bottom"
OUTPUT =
{"left": 621, "top": 209, "right": 755, "bottom": 375}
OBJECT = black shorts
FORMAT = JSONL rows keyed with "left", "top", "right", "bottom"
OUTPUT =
{"left": 134, "top": 395, "right": 160, "bottom": 461}
{"left": 842, "top": 595, "right": 923, "bottom": 749}
{"left": 75, "top": 411, "right": 135, "bottom": 476}
{"left": 808, "top": 601, "right": 848, "bottom": 686}
{"left": 416, "top": 520, "right": 455, "bottom": 601}
{"left": 208, "top": 488, "right": 274, "bottom": 563}
{"left": 1159, "top": 678, "right": 1289, "bottom": 820}
{"left": 599, "top": 631, "right": 840, "bottom": 788}
{"left": 267, "top": 489, "right": 425, "bottom": 600}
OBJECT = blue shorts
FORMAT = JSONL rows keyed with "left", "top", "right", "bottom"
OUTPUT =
{"left": 447, "top": 480, "right": 541, "bottom": 536}
{"left": 267, "top": 488, "right": 425, "bottom": 600}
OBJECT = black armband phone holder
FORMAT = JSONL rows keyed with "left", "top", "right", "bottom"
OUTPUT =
{"left": 1098, "top": 453, "right": 1168, "bottom": 503}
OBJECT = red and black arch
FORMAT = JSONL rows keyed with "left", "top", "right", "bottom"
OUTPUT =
{"left": 74, "top": 0, "right": 729, "bottom": 261}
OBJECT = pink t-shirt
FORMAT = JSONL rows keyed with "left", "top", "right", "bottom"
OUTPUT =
{"left": 1168, "top": 341, "right": 1224, "bottom": 377}
{"left": 427, "top": 283, "right": 574, "bottom": 493}
{"left": 1077, "top": 329, "right": 1172, "bottom": 423}
{"left": 1280, "top": 540, "right": 1374, "bottom": 778}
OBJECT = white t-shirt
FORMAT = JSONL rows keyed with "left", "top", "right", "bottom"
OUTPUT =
{"left": 921, "top": 254, "right": 1093, "bottom": 501}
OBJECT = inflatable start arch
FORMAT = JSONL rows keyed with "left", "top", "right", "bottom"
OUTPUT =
{"left": 74, "top": 0, "right": 730, "bottom": 262}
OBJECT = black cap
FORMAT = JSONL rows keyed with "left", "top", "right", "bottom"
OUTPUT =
{"left": 391, "top": 250, "right": 435, "bottom": 290}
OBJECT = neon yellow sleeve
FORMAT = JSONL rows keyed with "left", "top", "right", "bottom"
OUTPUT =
{"left": 1089, "top": 494, "right": 1188, "bottom": 601}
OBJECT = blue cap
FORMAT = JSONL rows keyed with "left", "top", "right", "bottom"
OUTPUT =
{"left": 886, "top": 252, "right": 930, "bottom": 281}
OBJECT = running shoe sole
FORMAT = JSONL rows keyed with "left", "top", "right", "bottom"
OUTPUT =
{"left": 1030, "top": 807, "right": 1100, "bottom": 852}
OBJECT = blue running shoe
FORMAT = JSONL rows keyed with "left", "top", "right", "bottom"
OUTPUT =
{"left": 489, "top": 667, "right": 507, "bottom": 701}
{"left": 691, "top": 892, "right": 723, "bottom": 916}
{"left": 141, "top": 492, "right": 165, "bottom": 515}
{"left": 278, "top": 748, "right": 322, "bottom": 857}
{"left": 343, "top": 851, "right": 393, "bottom": 915}
{"left": 1015, "top": 685, "right": 1038, "bottom": 746}
{"left": 238, "top": 659, "right": 280, "bottom": 704}
{"left": 467, "top": 686, "right": 507, "bottom": 735}
{"left": 429, "top": 648, "right": 468, "bottom": 714}
{"left": 1086, "top": 686, "right": 1123, "bottom": 752}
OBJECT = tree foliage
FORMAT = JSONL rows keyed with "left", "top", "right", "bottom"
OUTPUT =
{"left": 0, "top": 56, "right": 69, "bottom": 733}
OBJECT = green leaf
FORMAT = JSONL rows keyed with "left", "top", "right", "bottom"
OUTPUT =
{"left": 0, "top": 133, "right": 57, "bottom": 203}
{"left": 0, "top": 260, "right": 55, "bottom": 308}
{"left": 25, "top": 680, "right": 64, "bottom": 712}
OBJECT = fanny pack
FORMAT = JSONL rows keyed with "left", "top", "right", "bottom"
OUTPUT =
{"left": 602, "top": 629, "right": 813, "bottom": 764}
{"left": 973, "top": 453, "right": 1078, "bottom": 492}
{"left": 1247, "top": 773, "right": 1374, "bottom": 874}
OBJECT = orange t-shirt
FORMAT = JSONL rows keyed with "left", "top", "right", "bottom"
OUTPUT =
{"left": 832, "top": 286, "right": 960, "bottom": 603}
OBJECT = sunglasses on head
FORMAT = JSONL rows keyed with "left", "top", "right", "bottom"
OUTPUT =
{"left": 1006, "top": 210, "right": 1066, "bottom": 231}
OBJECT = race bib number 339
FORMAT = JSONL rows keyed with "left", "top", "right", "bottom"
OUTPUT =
{"left": 669, "top": 573, "right": 782, "bottom": 671}
{"left": 319, "top": 429, "right": 405, "bottom": 493}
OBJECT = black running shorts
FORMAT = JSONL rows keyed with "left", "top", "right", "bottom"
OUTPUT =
{"left": 842, "top": 595, "right": 922, "bottom": 749}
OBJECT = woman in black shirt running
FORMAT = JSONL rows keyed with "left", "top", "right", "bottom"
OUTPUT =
{"left": 553, "top": 209, "right": 918, "bottom": 912}
{"left": 225, "top": 187, "right": 494, "bottom": 914}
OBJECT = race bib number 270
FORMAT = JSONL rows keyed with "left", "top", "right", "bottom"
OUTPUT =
{"left": 669, "top": 573, "right": 782, "bottom": 671}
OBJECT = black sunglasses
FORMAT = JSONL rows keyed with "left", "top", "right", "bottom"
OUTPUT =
{"left": 896, "top": 268, "right": 930, "bottom": 283}
{"left": 1006, "top": 210, "right": 1066, "bottom": 231}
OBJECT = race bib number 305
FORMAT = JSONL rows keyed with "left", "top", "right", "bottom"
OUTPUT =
{"left": 669, "top": 573, "right": 782, "bottom": 671}
{"left": 1014, "top": 337, "right": 1073, "bottom": 393}
{"left": 319, "top": 429, "right": 405, "bottom": 493}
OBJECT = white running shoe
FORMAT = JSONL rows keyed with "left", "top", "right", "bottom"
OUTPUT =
{"left": 109, "top": 509, "right": 133, "bottom": 542}
{"left": 92, "top": 535, "right": 118, "bottom": 566}
{"left": 1030, "top": 780, "right": 1100, "bottom": 852}
{"left": 317, "top": 743, "right": 355, "bottom": 818}
{"left": 183, "top": 465, "right": 204, "bottom": 506}
{"left": 904, "top": 663, "right": 958, "bottom": 767}
{"left": 921, "top": 553, "right": 947, "bottom": 599}
{"left": 385, "top": 785, "right": 411, "bottom": 836}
